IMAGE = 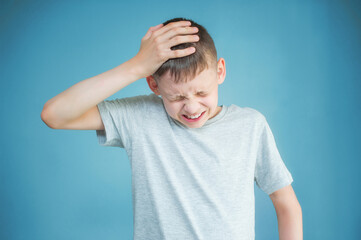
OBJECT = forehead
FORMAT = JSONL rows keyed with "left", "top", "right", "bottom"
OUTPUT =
{"left": 159, "top": 67, "right": 216, "bottom": 96}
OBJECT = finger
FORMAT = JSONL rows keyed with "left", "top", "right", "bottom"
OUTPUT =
{"left": 152, "top": 25, "right": 198, "bottom": 47}
{"left": 170, "top": 47, "right": 196, "bottom": 59}
{"left": 152, "top": 20, "right": 192, "bottom": 38}
{"left": 168, "top": 34, "right": 200, "bottom": 49}
{"left": 151, "top": 23, "right": 164, "bottom": 32}
{"left": 163, "top": 25, "right": 198, "bottom": 42}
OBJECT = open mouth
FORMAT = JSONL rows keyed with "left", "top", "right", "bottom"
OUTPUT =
{"left": 182, "top": 111, "right": 206, "bottom": 122}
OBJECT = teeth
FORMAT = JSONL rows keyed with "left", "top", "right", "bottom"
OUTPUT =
{"left": 186, "top": 112, "right": 202, "bottom": 119}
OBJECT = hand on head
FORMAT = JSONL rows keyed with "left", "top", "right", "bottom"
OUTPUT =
{"left": 132, "top": 20, "right": 199, "bottom": 79}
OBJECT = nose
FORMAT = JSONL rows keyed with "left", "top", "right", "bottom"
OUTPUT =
{"left": 183, "top": 99, "right": 200, "bottom": 114}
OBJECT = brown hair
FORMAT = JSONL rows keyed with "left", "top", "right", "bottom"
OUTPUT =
{"left": 152, "top": 17, "right": 218, "bottom": 84}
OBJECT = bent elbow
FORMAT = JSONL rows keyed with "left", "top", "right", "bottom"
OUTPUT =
{"left": 41, "top": 108, "right": 57, "bottom": 129}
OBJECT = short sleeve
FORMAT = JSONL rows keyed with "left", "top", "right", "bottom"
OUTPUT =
{"left": 95, "top": 95, "right": 149, "bottom": 149}
{"left": 254, "top": 117, "right": 293, "bottom": 195}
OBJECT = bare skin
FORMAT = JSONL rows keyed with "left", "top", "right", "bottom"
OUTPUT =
{"left": 41, "top": 20, "right": 199, "bottom": 130}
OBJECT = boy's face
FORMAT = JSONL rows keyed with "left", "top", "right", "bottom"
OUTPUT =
{"left": 146, "top": 58, "right": 226, "bottom": 128}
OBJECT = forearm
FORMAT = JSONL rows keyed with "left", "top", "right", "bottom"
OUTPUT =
{"left": 276, "top": 205, "right": 303, "bottom": 240}
{"left": 42, "top": 58, "right": 141, "bottom": 126}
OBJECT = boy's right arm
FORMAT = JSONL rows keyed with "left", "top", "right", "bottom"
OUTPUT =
{"left": 41, "top": 20, "right": 199, "bottom": 130}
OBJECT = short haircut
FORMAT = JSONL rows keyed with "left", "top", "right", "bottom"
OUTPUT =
{"left": 152, "top": 17, "right": 218, "bottom": 84}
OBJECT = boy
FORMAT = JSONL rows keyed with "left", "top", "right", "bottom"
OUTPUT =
{"left": 41, "top": 17, "right": 302, "bottom": 240}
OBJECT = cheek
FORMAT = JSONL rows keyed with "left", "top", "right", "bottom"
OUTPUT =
{"left": 204, "top": 95, "right": 218, "bottom": 107}
{"left": 164, "top": 102, "right": 181, "bottom": 116}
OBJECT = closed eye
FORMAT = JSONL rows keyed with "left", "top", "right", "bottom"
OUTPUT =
{"left": 170, "top": 93, "right": 206, "bottom": 102}
{"left": 171, "top": 97, "right": 184, "bottom": 102}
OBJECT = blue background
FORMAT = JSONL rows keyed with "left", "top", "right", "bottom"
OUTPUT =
{"left": 1, "top": 0, "right": 360, "bottom": 239}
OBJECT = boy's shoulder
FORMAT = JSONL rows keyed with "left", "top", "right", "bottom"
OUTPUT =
{"left": 114, "top": 92, "right": 160, "bottom": 101}
{"left": 107, "top": 93, "right": 161, "bottom": 107}
{"left": 228, "top": 104, "right": 266, "bottom": 124}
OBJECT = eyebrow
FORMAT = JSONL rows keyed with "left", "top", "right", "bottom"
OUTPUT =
{"left": 168, "top": 91, "right": 207, "bottom": 99}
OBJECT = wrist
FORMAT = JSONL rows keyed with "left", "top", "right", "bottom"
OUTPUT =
{"left": 125, "top": 57, "right": 146, "bottom": 80}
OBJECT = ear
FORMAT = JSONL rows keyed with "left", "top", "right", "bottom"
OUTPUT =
{"left": 216, "top": 58, "right": 226, "bottom": 85}
{"left": 146, "top": 75, "right": 161, "bottom": 95}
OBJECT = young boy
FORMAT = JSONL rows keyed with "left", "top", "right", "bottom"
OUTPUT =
{"left": 41, "top": 17, "right": 302, "bottom": 240}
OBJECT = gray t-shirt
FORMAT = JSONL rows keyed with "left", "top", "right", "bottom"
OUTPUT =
{"left": 96, "top": 93, "right": 293, "bottom": 240}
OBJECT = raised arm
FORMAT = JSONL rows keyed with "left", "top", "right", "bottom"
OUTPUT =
{"left": 40, "top": 59, "right": 139, "bottom": 129}
{"left": 41, "top": 20, "right": 199, "bottom": 129}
